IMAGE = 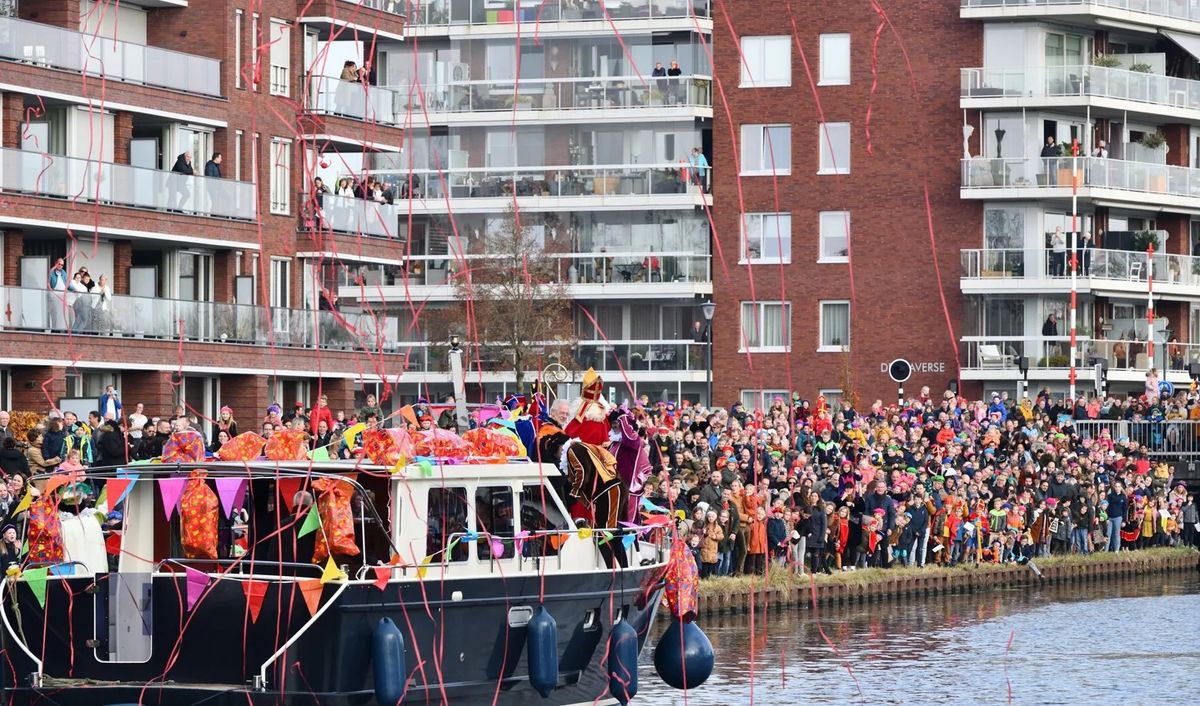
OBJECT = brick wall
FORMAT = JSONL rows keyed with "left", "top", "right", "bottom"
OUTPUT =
{"left": 1, "top": 93, "right": 24, "bottom": 150}
{"left": 19, "top": 0, "right": 79, "bottom": 29}
{"left": 113, "top": 112, "right": 133, "bottom": 165}
{"left": 3, "top": 230, "right": 24, "bottom": 287}
{"left": 10, "top": 366, "right": 67, "bottom": 414}
{"left": 112, "top": 240, "right": 132, "bottom": 294}
{"left": 220, "top": 374, "right": 269, "bottom": 425}
{"left": 121, "top": 371, "right": 178, "bottom": 420}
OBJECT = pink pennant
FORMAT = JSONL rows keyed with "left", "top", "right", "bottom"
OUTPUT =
{"left": 158, "top": 477, "right": 188, "bottom": 521}
{"left": 184, "top": 567, "right": 209, "bottom": 612}
{"left": 490, "top": 538, "right": 505, "bottom": 559}
{"left": 513, "top": 530, "right": 530, "bottom": 556}
{"left": 214, "top": 478, "right": 247, "bottom": 519}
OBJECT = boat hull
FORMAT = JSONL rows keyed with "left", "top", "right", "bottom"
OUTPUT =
{"left": 0, "top": 564, "right": 667, "bottom": 705}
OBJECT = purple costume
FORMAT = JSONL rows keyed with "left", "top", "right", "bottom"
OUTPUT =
{"left": 610, "top": 414, "right": 652, "bottom": 523}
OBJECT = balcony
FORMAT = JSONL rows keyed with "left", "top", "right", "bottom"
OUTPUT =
{"left": 404, "top": 0, "right": 712, "bottom": 31}
{"left": 961, "top": 336, "right": 1200, "bottom": 382}
{"left": 961, "top": 65, "right": 1200, "bottom": 119}
{"left": 960, "top": 0, "right": 1200, "bottom": 32}
{"left": 301, "top": 193, "right": 404, "bottom": 239}
{"left": 0, "top": 15, "right": 221, "bottom": 97}
{"left": 961, "top": 156, "right": 1200, "bottom": 208}
{"left": 335, "top": 251, "right": 712, "bottom": 300}
{"left": 0, "top": 286, "right": 401, "bottom": 354}
{"left": 0, "top": 147, "right": 256, "bottom": 221}
{"left": 960, "top": 246, "right": 1200, "bottom": 297}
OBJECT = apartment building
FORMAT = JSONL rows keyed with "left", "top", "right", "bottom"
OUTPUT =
{"left": 0, "top": 0, "right": 410, "bottom": 426}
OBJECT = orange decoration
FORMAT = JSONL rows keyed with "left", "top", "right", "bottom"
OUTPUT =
{"left": 311, "top": 477, "right": 360, "bottom": 563}
{"left": 242, "top": 580, "right": 268, "bottom": 623}
{"left": 414, "top": 429, "right": 471, "bottom": 458}
{"left": 26, "top": 496, "right": 65, "bottom": 564}
{"left": 216, "top": 432, "right": 265, "bottom": 462}
{"left": 179, "top": 471, "right": 219, "bottom": 560}
{"left": 298, "top": 579, "right": 323, "bottom": 615}
{"left": 362, "top": 428, "right": 416, "bottom": 467}
{"left": 462, "top": 428, "right": 523, "bottom": 460}
{"left": 264, "top": 429, "right": 308, "bottom": 461}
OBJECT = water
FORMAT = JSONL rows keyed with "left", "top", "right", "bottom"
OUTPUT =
{"left": 641, "top": 575, "right": 1200, "bottom": 705}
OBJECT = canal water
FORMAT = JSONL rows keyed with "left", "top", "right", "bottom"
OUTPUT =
{"left": 642, "top": 575, "right": 1200, "bottom": 705}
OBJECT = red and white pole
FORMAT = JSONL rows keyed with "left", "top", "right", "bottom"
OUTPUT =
{"left": 1147, "top": 242, "right": 1155, "bottom": 369}
{"left": 1069, "top": 138, "right": 1079, "bottom": 400}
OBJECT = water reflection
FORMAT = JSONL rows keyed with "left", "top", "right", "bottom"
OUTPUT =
{"left": 644, "top": 576, "right": 1200, "bottom": 705}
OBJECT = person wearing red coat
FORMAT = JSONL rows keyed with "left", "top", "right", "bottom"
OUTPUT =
{"left": 309, "top": 394, "right": 335, "bottom": 436}
{"left": 564, "top": 368, "right": 612, "bottom": 446}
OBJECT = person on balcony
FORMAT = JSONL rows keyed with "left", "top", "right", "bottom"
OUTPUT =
{"left": 169, "top": 152, "right": 194, "bottom": 211}
{"left": 1040, "top": 136, "right": 1059, "bottom": 186}
{"left": 1079, "top": 231, "right": 1094, "bottom": 276}
{"left": 1049, "top": 226, "right": 1067, "bottom": 277}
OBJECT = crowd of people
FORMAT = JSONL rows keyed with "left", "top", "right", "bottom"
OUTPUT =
{"left": 0, "top": 383, "right": 1197, "bottom": 578}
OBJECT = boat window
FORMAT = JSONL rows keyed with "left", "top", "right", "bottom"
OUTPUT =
{"left": 520, "top": 483, "right": 569, "bottom": 557}
{"left": 475, "top": 485, "right": 514, "bottom": 560}
{"left": 426, "top": 487, "right": 470, "bottom": 562}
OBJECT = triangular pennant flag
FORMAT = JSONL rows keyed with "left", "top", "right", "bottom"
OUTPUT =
{"left": 514, "top": 530, "right": 529, "bottom": 556}
{"left": 372, "top": 566, "right": 391, "bottom": 591}
{"left": 417, "top": 460, "right": 433, "bottom": 477}
{"left": 11, "top": 490, "right": 32, "bottom": 517}
{"left": 389, "top": 456, "right": 407, "bottom": 475}
{"left": 104, "top": 532, "right": 122, "bottom": 556}
{"left": 320, "top": 557, "right": 344, "bottom": 584}
{"left": 341, "top": 423, "right": 366, "bottom": 449}
{"left": 298, "top": 579, "right": 323, "bottom": 615}
{"left": 278, "top": 477, "right": 305, "bottom": 513}
{"left": 416, "top": 556, "right": 432, "bottom": 579}
{"left": 114, "top": 471, "right": 140, "bottom": 507}
{"left": 308, "top": 445, "right": 330, "bottom": 461}
{"left": 215, "top": 478, "right": 247, "bottom": 519}
{"left": 399, "top": 405, "right": 419, "bottom": 428}
{"left": 548, "top": 533, "right": 568, "bottom": 551}
{"left": 622, "top": 533, "right": 637, "bottom": 550}
{"left": 158, "top": 478, "right": 188, "bottom": 521}
{"left": 43, "top": 473, "right": 72, "bottom": 496}
{"left": 490, "top": 538, "right": 505, "bottom": 558}
{"left": 298, "top": 506, "right": 321, "bottom": 537}
{"left": 106, "top": 479, "right": 132, "bottom": 510}
{"left": 597, "top": 531, "right": 615, "bottom": 546}
{"left": 242, "top": 580, "right": 267, "bottom": 623}
{"left": 184, "top": 567, "right": 209, "bottom": 612}
{"left": 577, "top": 527, "right": 592, "bottom": 540}
{"left": 23, "top": 567, "right": 48, "bottom": 609}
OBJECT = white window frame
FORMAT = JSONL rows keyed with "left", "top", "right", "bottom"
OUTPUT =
{"left": 740, "top": 124, "right": 791, "bottom": 176}
{"left": 234, "top": 129, "right": 243, "bottom": 182}
{"left": 740, "top": 301, "right": 791, "bottom": 353}
{"left": 818, "top": 122, "right": 851, "bottom": 175}
{"left": 252, "top": 133, "right": 260, "bottom": 185}
{"left": 818, "top": 211, "right": 850, "bottom": 263}
{"left": 818, "top": 389, "right": 844, "bottom": 407}
{"left": 268, "top": 19, "right": 292, "bottom": 97}
{"left": 819, "top": 33, "right": 851, "bottom": 86}
{"left": 818, "top": 300, "right": 851, "bottom": 352}
{"left": 740, "top": 36, "right": 791, "bottom": 88}
{"left": 250, "top": 12, "right": 260, "bottom": 92}
{"left": 741, "top": 389, "right": 790, "bottom": 410}
{"left": 270, "top": 257, "right": 291, "bottom": 309}
{"left": 740, "top": 212, "right": 791, "bottom": 264}
{"left": 269, "top": 137, "right": 291, "bottom": 215}
{"left": 234, "top": 9, "right": 244, "bottom": 89}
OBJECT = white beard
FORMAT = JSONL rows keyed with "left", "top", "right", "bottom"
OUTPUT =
{"left": 570, "top": 394, "right": 611, "bottom": 423}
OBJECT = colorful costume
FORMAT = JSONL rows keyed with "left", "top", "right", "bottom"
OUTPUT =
{"left": 564, "top": 368, "right": 611, "bottom": 446}
{"left": 537, "top": 429, "right": 628, "bottom": 568}
{"left": 610, "top": 412, "right": 652, "bottom": 523}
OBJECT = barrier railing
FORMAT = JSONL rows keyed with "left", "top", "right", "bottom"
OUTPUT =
{"left": 962, "top": 64, "right": 1200, "bottom": 111}
{"left": 960, "top": 0, "right": 1200, "bottom": 24}
{"left": 1074, "top": 420, "right": 1200, "bottom": 459}
{"left": 403, "top": 0, "right": 712, "bottom": 27}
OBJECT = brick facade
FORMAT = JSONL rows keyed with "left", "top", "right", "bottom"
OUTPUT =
{"left": 712, "top": 3, "right": 982, "bottom": 404}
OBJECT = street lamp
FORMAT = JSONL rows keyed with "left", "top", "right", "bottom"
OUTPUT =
{"left": 447, "top": 333, "right": 467, "bottom": 431}
{"left": 700, "top": 300, "right": 715, "bottom": 407}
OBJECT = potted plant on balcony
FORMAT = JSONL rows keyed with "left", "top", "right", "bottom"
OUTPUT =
{"left": 1129, "top": 62, "right": 1153, "bottom": 102}
{"left": 1132, "top": 229, "right": 1161, "bottom": 252}
{"left": 1055, "top": 143, "right": 1083, "bottom": 187}
{"left": 1091, "top": 53, "right": 1123, "bottom": 98}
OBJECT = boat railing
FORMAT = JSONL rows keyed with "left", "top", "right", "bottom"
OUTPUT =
{"left": 443, "top": 526, "right": 669, "bottom": 575}
{"left": 157, "top": 557, "right": 328, "bottom": 579}
{"left": 0, "top": 568, "right": 44, "bottom": 687}
{"left": 255, "top": 579, "right": 352, "bottom": 691}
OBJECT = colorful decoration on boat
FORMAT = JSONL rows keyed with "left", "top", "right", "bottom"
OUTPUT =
{"left": 414, "top": 428, "right": 471, "bottom": 458}
{"left": 363, "top": 428, "right": 416, "bottom": 466}
{"left": 163, "top": 429, "right": 206, "bottom": 463}
{"left": 26, "top": 496, "right": 64, "bottom": 565}
{"left": 463, "top": 427, "right": 525, "bottom": 460}
{"left": 180, "top": 471, "right": 220, "bottom": 560}
{"left": 184, "top": 566, "right": 209, "bottom": 612}
{"left": 663, "top": 535, "right": 699, "bottom": 623}
{"left": 264, "top": 429, "right": 308, "bottom": 461}
{"left": 311, "top": 477, "right": 359, "bottom": 563}
{"left": 158, "top": 477, "right": 188, "bottom": 521}
{"left": 216, "top": 432, "right": 266, "bottom": 462}
{"left": 242, "top": 579, "right": 267, "bottom": 623}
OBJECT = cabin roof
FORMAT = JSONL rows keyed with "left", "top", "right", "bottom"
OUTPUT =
{"left": 32, "top": 460, "right": 563, "bottom": 483}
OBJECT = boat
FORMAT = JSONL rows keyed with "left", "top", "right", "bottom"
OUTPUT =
{"left": 0, "top": 458, "right": 671, "bottom": 705}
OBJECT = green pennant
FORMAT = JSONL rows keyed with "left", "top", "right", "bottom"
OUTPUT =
{"left": 308, "top": 446, "right": 330, "bottom": 462}
{"left": 21, "top": 539, "right": 28, "bottom": 555}
{"left": 417, "top": 460, "right": 433, "bottom": 477}
{"left": 598, "top": 531, "right": 615, "bottom": 546}
{"left": 23, "top": 567, "right": 48, "bottom": 608}
{"left": 298, "top": 506, "right": 322, "bottom": 538}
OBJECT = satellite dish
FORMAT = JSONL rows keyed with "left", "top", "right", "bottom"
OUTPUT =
{"left": 888, "top": 359, "right": 912, "bottom": 384}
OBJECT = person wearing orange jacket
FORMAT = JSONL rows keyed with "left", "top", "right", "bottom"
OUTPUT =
{"left": 745, "top": 506, "right": 768, "bottom": 575}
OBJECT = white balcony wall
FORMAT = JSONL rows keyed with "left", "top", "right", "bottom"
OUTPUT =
{"left": 66, "top": 106, "right": 114, "bottom": 163}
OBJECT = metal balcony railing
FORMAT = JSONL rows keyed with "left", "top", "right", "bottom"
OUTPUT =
{"left": 961, "top": 65, "right": 1200, "bottom": 111}
{"left": 0, "top": 15, "right": 221, "bottom": 96}
{"left": 961, "top": 336, "right": 1200, "bottom": 373}
{"left": 961, "top": 157, "right": 1200, "bottom": 201}
{"left": 403, "top": 0, "right": 712, "bottom": 27}
{"left": 0, "top": 147, "right": 256, "bottom": 221}
{"left": 960, "top": 247, "right": 1200, "bottom": 284}
{"left": 960, "top": 0, "right": 1200, "bottom": 25}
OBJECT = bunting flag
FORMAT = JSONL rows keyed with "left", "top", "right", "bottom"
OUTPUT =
{"left": 278, "top": 478, "right": 305, "bottom": 513}
{"left": 184, "top": 567, "right": 209, "bottom": 612}
{"left": 43, "top": 473, "right": 73, "bottom": 496}
{"left": 215, "top": 478, "right": 247, "bottom": 519}
{"left": 105, "top": 478, "right": 132, "bottom": 510}
{"left": 158, "top": 477, "right": 188, "bottom": 521}
{"left": 622, "top": 533, "right": 637, "bottom": 550}
{"left": 308, "top": 445, "right": 330, "bottom": 462}
{"left": 398, "top": 405, "right": 418, "bottom": 428}
{"left": 11, "top": 490, "right": 32, "bottom": 517}
{"left": 104, "top": 532, "right": 123, "bottom": 556}
{"left": 389, "top": 456, "right": 407, "bottom": 475}
{"left": 513, "top": 530, "right": 530, "bottom": 556}
{"left": 341, "top": 423, "right": 366, "bottom": 449}
{"left": 578, "top": 527, "right": 593, "bottom": 540}
{"left": 23, "top": 567, "right": 48, "bottom": 609}
{"left": 415, "top": 556, "right": 432, "bottom": 580}
{"left": 297, "top": 506, "right": 321, "bottom": 538}
{"left": 297, "top": 579, "right": 323, "bottom": 615}
{"left": 548, "top": 533, "right": 568, "bottom": 551}
{"left": 242, "top": 580, "right": 267, "bottom": 623}
{"left": 114, "top": 470, "right": 140, "bottom": 507}
{"left": 417, "top": 460, "right": 433, "bottom": 477}
{"left": 489, "top": 538, "right": 505, "bottom": 558}
{"left": 372, "top": 566, "right": 391, "bottom": 591}
{"left": 597, "top": 531, "right": 615, "bottom": 546}
{"left": 320, "top": 557, "right": 345, "bottom": 584}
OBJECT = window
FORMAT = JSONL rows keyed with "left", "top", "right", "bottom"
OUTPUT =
{"left": 520, "top": 484, "right": 569, "bottom": 557}
{"left": 268, "top": 19, "right": 291, "bottom": 96}
{"left": 740, "top": 124, "right": 791, "bottom": 175}
{"left": 234, "top": 130, "right": 243, "bottom": 181}
{"left": 741, "top": 213, "right": 791, "bottom": 263}
{"left": 269, "top": 137, "right": 291, "bottom": 214}
{"left": 819, "top": 301, "right": 850, "bottom": 351}
{"left": 475, "top": 486, "right": 514, "bottom": 560}
{"left": 426, "top": 487, "right": 469, "bottom": 562}
{"left": 740, "top": 36, "right": 790, "bottom": 88}
{"left": 818, "top": 389, "right": 844, "bottom": 407}
{"left": 252, "top": 133, "right": 260, "bottom": 184}
{"left": 819, "top": 34, "right": 850, "bottom": 85}
{"left": 740, "top": 301, "right": 791, "bottom": 352}
{"left": 741, "top": 389, "right": 789, "bottom": 410}
{"left": 818, "top": 211, "right": 850, "bottom": 262}
{"left": 818, "top": 122, "right": 850, "bottom": 174}
{"left": 270, "top": 257, "right": 291, "bottom": 308}
{"left": 234, "top": 10, "right": 243, "bottom": 89}
{"left": 250, "top": 13, "right": 260, "bottom": 92}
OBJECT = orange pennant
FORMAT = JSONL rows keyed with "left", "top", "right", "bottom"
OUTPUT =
{"left": 278, "top": 477, "right": 305, "bottom": 513}
{"left": 44, "top": 473, "right": 73, "bottom": 495}
{"left": 372, "top": 566, "right": 390, "bottom": 591}
{"left": 242, "top": 580, "right": 268, "bottom": 623}
{"left": 548, "top": 533, "right": 568, "bottom": 551}
{"left": 399, "top": 405, "right": 418, "bottom": 428}
{"left": 297, "top": 579, "right": 323, "bottom": 616}
{"left": 105, "top": 478, "right": 132, "bottom": 507}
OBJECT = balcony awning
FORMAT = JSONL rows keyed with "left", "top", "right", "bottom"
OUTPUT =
{"left": 1161, "top": 31, "right": 1200, "bottom": 63}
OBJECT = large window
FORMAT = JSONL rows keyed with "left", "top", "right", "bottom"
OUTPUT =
{"left": 269, "top": 137, "right": 291, "bottom": 214}
{"left": 741, "top": 389, "right": 790, "bottom": 410}
{"left": 740, "top": 36, "right": 791, "bottom": 88}
{"left": 270, "top": 257, "right": 291, "bottom": 308}
{"left": 818, "top": 211, "right": 849, "bottom": 262}
{"left": 234, "top": 10, "right": 243, "bottom": 90}
{"left": 740, "top": 124, "right": 791, "bottom": 175}
{"left": 819, "top": 34, "right": 851, "bottom": 85}
{"left": 740, "top": 302, "right": 791, "bottom": 352}
{"left": 520, "top": 484, "right": 569, "bottom": 557}
{"left": 268, "top": 19, "right": 291, "bottom": 96}
{"left": 475, "top": 486, "right": 514, "bottom": 560}
{"left": 819, "top": 301, "right": 850, "bottom": 351}
{"left": 741, "top": 213, "right": 791, "bottom": 263}
{"left": 426, "top": 487, "right": 470, "bottom": 563}
{"left": 818, "top": 122, "right": 850, "bottom": 174}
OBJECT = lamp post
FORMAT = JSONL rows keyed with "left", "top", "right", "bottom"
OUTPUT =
{"left": 700, "top": 300, "right": 715, "bottom": 407}
{"left": 447, "top": 333, "right": 468, "bottom": 432}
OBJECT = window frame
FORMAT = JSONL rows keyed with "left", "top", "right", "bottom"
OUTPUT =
{"left": 234, "top": 9, "right": 244, "bottom": 90}
{"left": 740, "top": 123, "right": 792, "bottom": 176}
{"left": 268, "top": 18, "right": 291, "bottom": 97}
{"left": 269, "top": 256, "right": 291, "bottom": 309}
{"left": 740, "top": 301, "right": 792, "bottom": 353}
{"left": 740, "top": 389, "right": 790, "bottom": 410}
{"left": 739, "top": 35, "right": 792, "bottom": 88}
{"left": 818, "top": 33, "right": 851, "bottom": 86}
{"left": 269, "top": 137, "right": 292, "bottom": 215}
{"left": 818, "top": 122, "right": 851, "bottom": 175}
{"left": 818, "top": 300, "right": 851, "bottom": 352}
{"left": 741, "top": 212, "right": 792, "bottom": 264}
{"left": 818, "top": 210, "right": 850, "bottom": 263}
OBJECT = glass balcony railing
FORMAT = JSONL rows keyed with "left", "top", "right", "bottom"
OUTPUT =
{"left": 961, "top": 336, "right": 1200, "bottom": 374}
{"left": 961, "top": 157, "right": 1200, "bottom": 201}
{"left": 305, "top": 74, "right": 399, "bottom": 124}
{"left": 0, "top": 15, "right": 221, "bottom": 97}
{"left": 575, "top": 340, "right": 709, "bottom": 372}
{"left": 403, "top": 0, "right": 712, "bottom": 28}
{"left": 0, "top": 286, "right": 403, "bottom": 353}
{"left": 0, "top": 147, "right": 256, "bottom": 221}
{"left": 392, "top": 75, "right": 713, "bottom": 114}
{"left": 334, "top": 251, "right": 711, "bottom": 289}
{"left": 300, "top": 192, "right": 404, "bottom": 239}
{"left": 961, "top": 65, "right": 1200, "bottom": 111}
{"left": 359, "top": 162, "right": 709, "bottom": 201}
{"left": 961, "top": 247, "right": 1200, "bottom": 284}
{"left": 960, "top": 0, "right": 1200, "bottom": 24}
{"left": 347, "top": 0, "right": 406, "bottom": 15}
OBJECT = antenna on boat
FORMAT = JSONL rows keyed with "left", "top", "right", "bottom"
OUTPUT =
{"left": 448, "top": 333, "right": 469, "bottom": 433}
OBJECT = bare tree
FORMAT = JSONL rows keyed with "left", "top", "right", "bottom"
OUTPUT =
{"left": 448, "top": 210, "right": 575, "bottom": 388}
